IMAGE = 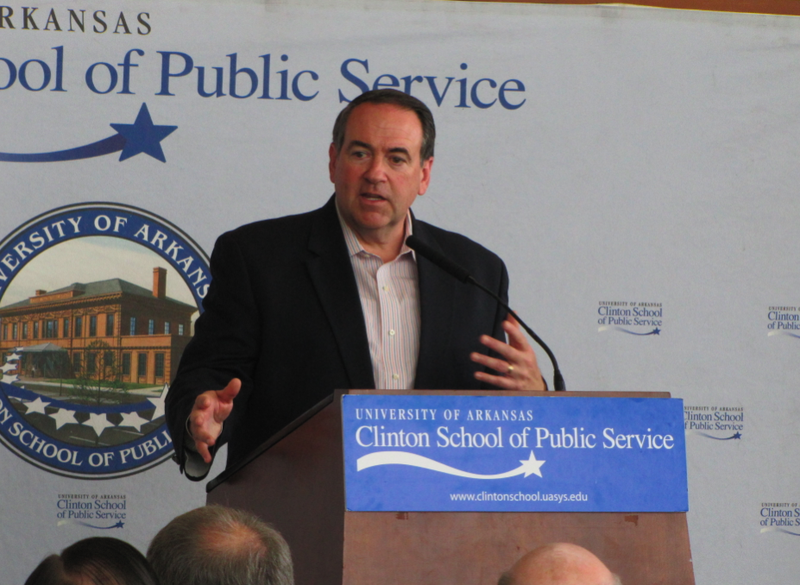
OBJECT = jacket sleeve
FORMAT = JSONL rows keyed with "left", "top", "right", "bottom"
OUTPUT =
{"left": 165, "top": 231, "right": 262, "bottom": 479}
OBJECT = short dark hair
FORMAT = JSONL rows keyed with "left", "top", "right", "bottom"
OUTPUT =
{"left": 25, "top": 537, "right": 159, "bottom": 585}
{"left": 147, "top": 505, "right": 293, "bottom": 585}
{"left": 331, "top": 89, "right": 436, "bottom": 162}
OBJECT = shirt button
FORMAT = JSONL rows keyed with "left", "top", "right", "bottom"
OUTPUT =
{"left": 382, "top": 285, "right": 390, "bottom": 292}
{"left": 392, "top": 374, "right": 400, "bottom": 380}
{"left": 389, "top": 329, "right": 396, "bottom": 336}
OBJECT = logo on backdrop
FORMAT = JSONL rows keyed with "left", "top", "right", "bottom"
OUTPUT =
{"left": 56, "top": 493, "right": 128, "bottom": 529}
{"left": 0, "top": 103, "right": 176, "bottom": 163}
{"left": 597, "top": 301, "right": 663, "bottom": 336}
{"left": 684, "top": 405, "right": 743, "bottom": 440}
{"left": 760, "top": 502, "right": 800, "bottom": 537}
{"left": 766, "top": 306, "right": 800, "bottom": 340}
{"left": 0, "top": 203, "right": 209, "bottom": 478}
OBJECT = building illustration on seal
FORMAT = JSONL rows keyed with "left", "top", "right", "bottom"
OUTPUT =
{"left": 0, "top": 203, "right": 208, "bottom": 478}
{"left": 0, "top": 267, "right": 195, "bottom": 387}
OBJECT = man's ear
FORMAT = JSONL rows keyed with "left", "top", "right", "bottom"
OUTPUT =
{"left": 418, "top": 156, "right": 434, "bottom": 195}
{"left": 328, "top": 143, "right": 338, "bottom": 183}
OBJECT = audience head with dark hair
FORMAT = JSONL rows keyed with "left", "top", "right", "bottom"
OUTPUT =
{"left": 498, "top": 543, "right": 622, "bottom": 585}
{"left": 25, "top": 536, "right": 160, "bottom": 585}
{"left": 147, "top": 505, "right": 293, "bottom": 585}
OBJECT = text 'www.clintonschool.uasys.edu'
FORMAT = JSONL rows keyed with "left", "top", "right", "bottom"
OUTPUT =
{"left": 450, "top": 492, "right": 588, "bottom": 504}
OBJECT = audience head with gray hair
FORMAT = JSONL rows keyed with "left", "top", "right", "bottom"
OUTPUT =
{"left": 498, "top": 543, "right": 621, "bottom": 585}
{"left": 147, "top": 505, "right": 293, "bottom": 585}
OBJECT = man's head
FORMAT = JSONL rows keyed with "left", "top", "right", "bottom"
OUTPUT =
{"left": 498, "top": 543, "right": 621, "bottom": 585}
{"left": 147, "top": 505, "right": 293, "bottom": 585}
{"left": 332, "top": 89, "right": 436, "bottom": 162}
{"left": 329, "top": 90, "right": 435, "bottom": 254}
{"left": 25, "top": 537, "right": 159, "bottom": 585}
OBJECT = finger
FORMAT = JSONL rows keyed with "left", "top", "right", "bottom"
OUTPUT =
{"left": 478, "top": 334, "right": 520, "bottom": 363}
{"left": 195, "top": 439, "right": 213, "bottom": 464}
{"left": 474, "top": 370, "right": 519, "bottom": 390}
{"left": 191, "top": 395, "right": 215, "bottom": 432}
{"left": 213, "top": 379, "right": 240, "bottom": 424}
{"left": 217, "top": 378, "right": 241, "bottom": 405}
{"left": 476, "top": 367, "right": 546, "bottom": 391}
{"left": 470, "top": 351, "right": 514, "bottom": 376}
{"left": 188, "top": 414, "right": 217, "bottom": 464}
{"left": 193, "top": 392, "right": 214, "bottom": 413}
{"left": 190, "top": 390, "right": 224, "bottom": 439}
{"left": 503, "top": 317, "right": 531, "bottom": 351}
{"left": 190, "top": 411, "right": 215, "bottom": 443}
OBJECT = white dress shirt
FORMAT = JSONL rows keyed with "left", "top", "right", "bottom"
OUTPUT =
{"left": 336, "top": 206, "right": 421, "bottom": 390}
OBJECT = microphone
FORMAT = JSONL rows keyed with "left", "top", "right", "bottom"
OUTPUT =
{"left": 406, "top": 235, "right": 565, "bottom": 391}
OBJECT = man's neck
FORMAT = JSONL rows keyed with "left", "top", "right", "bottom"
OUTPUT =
{"left": 335, "top": 202, "right": 413, "bottom": 263}
{"left": 357, "top": 229, "right": 405, "bottom": 262}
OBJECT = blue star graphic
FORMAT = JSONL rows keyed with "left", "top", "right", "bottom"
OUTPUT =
{"left": 652, "top": 328, "right": 661, "bottom": 335}
{"left": 110, "top": 103, "right": 177, "bottom": 162}
{"left": 733, "top": 432, "right": 742, "bottom": 439}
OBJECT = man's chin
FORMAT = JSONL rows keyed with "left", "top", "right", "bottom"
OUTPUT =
{"left": 351, "top": 214, "right": 406, "bottom": 238}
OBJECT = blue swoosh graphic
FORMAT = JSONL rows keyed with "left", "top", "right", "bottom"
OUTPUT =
{"left": 692, "top": 431, "right": 741, "bottom": 440}
{"left": 616, "top": 327, "right": 660, "bottom": 336}
{"left": 598, "top": 326, "right": 661, "bottom": 336}
{"left": 57, "top": 520, "right": 124, "bottom": 529}
{"left": 0, "top": 135, "right": 126, "bottom": 162}
{"left": 0, "top": 103, "right": 176, "bottom": 163}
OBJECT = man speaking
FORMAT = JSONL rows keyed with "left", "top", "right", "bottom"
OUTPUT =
{"left": 166, "top": 89, "right": 545, "bottom": 480}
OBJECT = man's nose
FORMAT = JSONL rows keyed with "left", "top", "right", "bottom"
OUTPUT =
{"left": 363, "top": 157, "right": 387, "bottom": 183}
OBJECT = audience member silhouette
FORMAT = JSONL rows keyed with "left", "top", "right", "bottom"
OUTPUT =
{"left": 498, "top": 542, "right": 621, "bottom": 585}
{"left": 147, "top": 505, "right": 293, "bottom": 585}
{"left": 25, "top": 536, "right": 160, "bottom": 585}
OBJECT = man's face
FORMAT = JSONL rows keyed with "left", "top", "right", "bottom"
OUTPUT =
{"left": 329, "top": 102, "right": 433, "bottom": 246}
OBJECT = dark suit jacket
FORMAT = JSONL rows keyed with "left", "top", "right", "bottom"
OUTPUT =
{"left": 166, "top": 197, "right": 509, "bottom": 475}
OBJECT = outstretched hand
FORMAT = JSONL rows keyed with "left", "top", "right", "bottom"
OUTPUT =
{"left": 188, "top": 378, "right": 241, "bottom": 463}
{"left": 470, "top": 315, "right": 546, "bottom": 391}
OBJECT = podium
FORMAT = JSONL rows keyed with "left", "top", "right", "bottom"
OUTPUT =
{"left": 206, "top": 390, "right": 695, "bottom": 585}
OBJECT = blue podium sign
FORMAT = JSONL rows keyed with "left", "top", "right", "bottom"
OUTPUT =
{"left": 342, "top": 394, "right": 688, "bottom": 512}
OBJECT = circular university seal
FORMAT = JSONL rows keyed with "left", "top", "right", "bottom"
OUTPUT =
{"left": 0, "top": 203, "right": 209, "bottom": 478}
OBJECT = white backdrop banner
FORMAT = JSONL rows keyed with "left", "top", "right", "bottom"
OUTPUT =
{"left": 1, "top": 1, "right": 799, "bottom": 583}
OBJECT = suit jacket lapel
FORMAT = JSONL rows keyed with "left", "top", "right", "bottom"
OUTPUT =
{"left": 413, "top": 217, "right": 456, "bottom": 389}
{"left": 305, "top": 197, "right": 375, "bottom": 389}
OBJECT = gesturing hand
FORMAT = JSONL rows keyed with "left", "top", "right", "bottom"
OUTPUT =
{"left": 470, "top": 315, "right": 546, "bottom": 391}
{"left": 188, "top": 378, "right": 241, "bottom": 463}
